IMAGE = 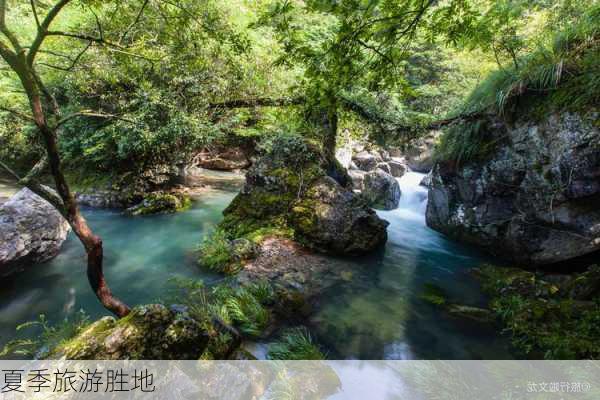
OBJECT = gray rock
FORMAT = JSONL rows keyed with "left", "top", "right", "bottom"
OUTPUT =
{"left": 348, "top": 169, "right": 366, "bottom": 191}
{"left": 426, "top": 111, "right": 600, "bottom": 266}
{"left": 388, "top": 160, "right": 406, "bottom": 178}
{"left": 0, "top": 188, "right": 70, "bottom": 274}
{"left": 291, "top": 176, "right": 389, "bottom": 254}
{"left": 195, "top": 146, "right": 251, "bottom": 171}
{"left": 420, "top": 172, "right": 432, "bottom": 188}
{"left": 352, "top": 151, "right": 380, "bottom": 171}
{"left": 362, "top": 169, "right": 401, "bottom": 210}
{"left": 376, "top": 162, "right": 391, "bottom": 174}
{"left": 405, "top": 131, "right": 441, "bottom": 173}
{"left": 379, "top": 149, "right": 391, "bottom": 161}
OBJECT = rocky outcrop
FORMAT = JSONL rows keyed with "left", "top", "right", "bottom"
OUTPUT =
{"left": 0, "top": 188, "right": 70, "bottom": 274}
{"left": 348, "top": 149, "right": 405, "bottom": 207}
{"left": 75, "top": 164, "right": 184, "bottom": 209}
{"left": 217, "top": 135, "right": 388, "bottom": 256}
{"left": 352, "top": 151, "right": 380, "bottom": 171}
{"left": 405, "top": 130, "right": 440, "bottom": 173}
{"left": 194, "top": 146, "right": 252, "bottom": 171}
{"left": 427, "top": 111, "right": 600, "bottom": 266}
{"left": 290, "top": 176, "right": 389, "bottom": 252}
{"left": 388, "top": 160, "right": 406, "bottom": 178}
{"left": 362, "top": 169, "right": 401, "bottom": 210}
{"left": 50, "top": 304, "right": 209, "bottom": 359}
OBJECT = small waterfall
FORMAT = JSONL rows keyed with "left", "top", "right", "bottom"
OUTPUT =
{"left": 394, "top": 172, "right": 428, "bottom": 221}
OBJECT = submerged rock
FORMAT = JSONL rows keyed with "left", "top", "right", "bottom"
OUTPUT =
{"left": 0, "top": 188, "right": 70, "bottom": 274}
{"left": 427, "top": 111, "right": 600, "bottom": 266}
{"left": 362, "top": 169, "right": 401, "bottom": 210}
{"left": 50, "top": 304, "right": 209, "bottom": 360}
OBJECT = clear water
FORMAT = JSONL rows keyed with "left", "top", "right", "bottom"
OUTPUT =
{"left": 0, "top": 188, "right": 235, "bottom": 351}
{"left": 308, "top": 173, "right": 513, "bottom": 359}
{"left": 0, "top": 172, "right": 512, "bottom": 359}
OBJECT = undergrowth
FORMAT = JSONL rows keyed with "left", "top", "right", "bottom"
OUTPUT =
{"left": 0, "top": 311, "right": 90, "bottom": 359}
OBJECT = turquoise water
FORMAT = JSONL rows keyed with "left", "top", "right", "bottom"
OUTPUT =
{"left": 0, "top": 173, "right": 512, "bottom": 359}
{"left": 0, "top": 188, "right": 235, "bottom": 351}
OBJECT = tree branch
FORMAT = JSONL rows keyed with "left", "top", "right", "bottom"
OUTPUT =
{"left": 120, "top": 0, "right": 150, "bottom": 44}
{"left": 0, "top": 157, "right": 65, "bottom": 215}
{"left": 27, "top": 0, "right": 72, "bottom": 65}
{"left": 45, "top": 30, "right": 125, "bottom": 49}
{"left": 0, "top": 105, "right": 36, "bottom": 122}
{"left": 0, "top": 0, "right": 23, "bottom": 53}
{"left": 55, "top": 110, "right": 136, "bottom": 128}
{"left": 208, "top": 97, "right": 305, "bottom": 109}
{"left": 30, "top": 0, "right": 41, "bottom": 29}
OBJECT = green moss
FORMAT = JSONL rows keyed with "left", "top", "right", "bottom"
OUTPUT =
{"left": 127, "top": 192, "right": 191, "bottom": 216}
{"left": 475, "top": 264, "right": 600, "bottom": 359}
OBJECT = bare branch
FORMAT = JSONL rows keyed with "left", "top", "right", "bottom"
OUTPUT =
{"left": 55, "top": 109, "right": 136, "bottom": 128}
{"left": 30, "top": 0, "right": 41, "bottom": 29}
{"left": 0, "top": 105, "right": 36, "bottom": 122}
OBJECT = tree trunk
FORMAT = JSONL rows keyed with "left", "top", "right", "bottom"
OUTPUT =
{"left": 15, "top": 56, "right": 130, "bottom": 318}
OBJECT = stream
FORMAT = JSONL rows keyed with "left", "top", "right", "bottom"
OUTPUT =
{"left": 0, "top": 172, "right": 512, "bottom": 359}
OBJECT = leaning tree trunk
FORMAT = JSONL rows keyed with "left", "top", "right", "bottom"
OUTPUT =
{"left": 13, "top": 55, "right": 130, "bottom": 318}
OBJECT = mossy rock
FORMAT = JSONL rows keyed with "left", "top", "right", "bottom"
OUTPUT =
{"left": 49, "top": 305, "right": 210, "bottom": 360}
{"left": 126, "top": 192, "right": 191, "bottom": 216}
{"left": 213, "top": 135, "right": 388, "bottom": 261}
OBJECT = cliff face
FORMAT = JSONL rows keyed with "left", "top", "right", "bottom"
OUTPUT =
{"left": 426, "top": 110, "right": 600, "bottom": 266}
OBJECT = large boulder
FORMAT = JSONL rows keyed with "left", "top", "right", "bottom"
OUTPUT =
{"left": 218, "top": 135, "right": 388, "bottom": 255}
{"left": 362, "top": 169, "right": 401, "bottom": 210}
{"left": 348, "top": 169, "right": 366, "bottom": 191}
{"left": 426, "top": 111, "right": 600, "bottom": 266}
{"left": 194, "top": 146, "right": 251, "bottom": 171}
{"left": 388, "top": 160, "right": 407, "bottom": 177}
{"left": 0, "top": 188, "right": 70, "bottom": 274}
{"left": 290, "top": 176, "right": 389, "bottom": 253}
{"left": 405, "top": 131, "right": 441, "bottom": 173}
{"left": 352, "top": 151, "right": 381, "bottom": 172}
{"left": 50, "top": 304, "right": 210, "bottom": 360}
